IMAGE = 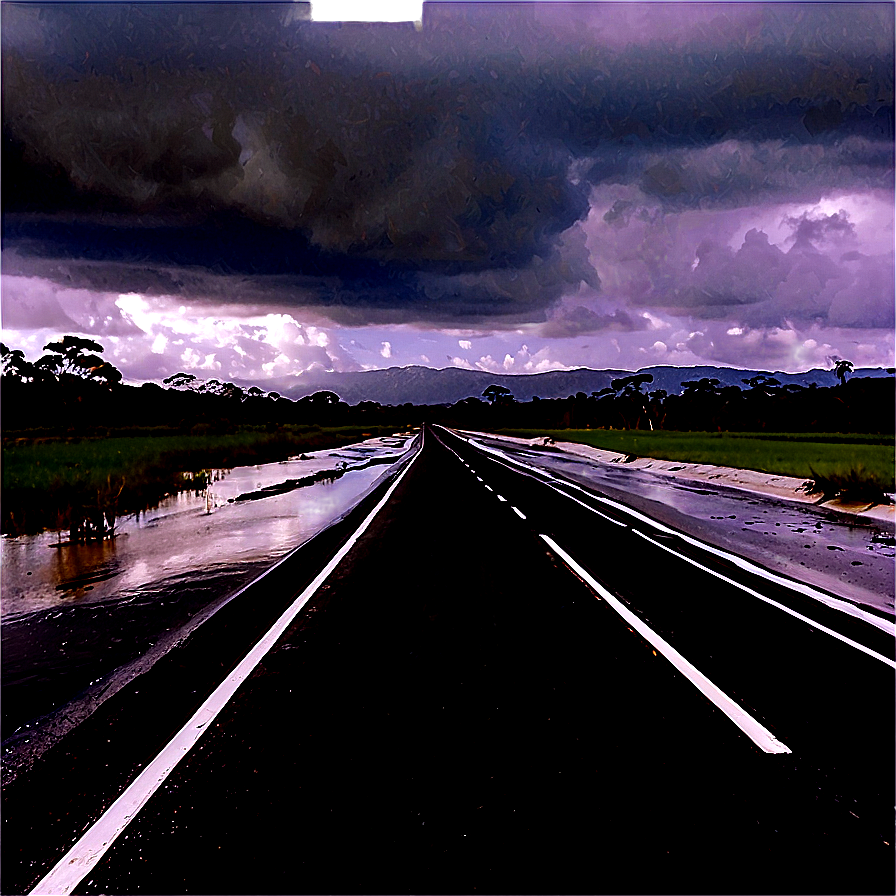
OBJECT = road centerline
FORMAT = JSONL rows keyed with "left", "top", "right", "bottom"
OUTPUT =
{"left": 446, "top": 428, "right": 894, "bottom": 643}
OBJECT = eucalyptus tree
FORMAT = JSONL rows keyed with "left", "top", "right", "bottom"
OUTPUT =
{"left": 834, "top": 359, "right": 854, "bottom": 386}
{"left": 36, "top": 336, "right": 122, "bottom": 386}
{"left": 607, "top": 373, "right": 654, "bottom": 429}
{"left": 0, "top": 343, "right": 33, "bottom": 381}
{"left": 482, "top": 384, "right": 514, "bottom": 405}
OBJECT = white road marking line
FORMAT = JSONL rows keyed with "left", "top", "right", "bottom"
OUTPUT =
{"left": 497, "top": 495, "right": 507, "bottom": 502}
{"left": 484, "top": 484, "right": 494, "bottom": 492}
{"left": 30, "top": 444, "right": 423, "bottom": 896}
{"left": 633, "top": 529, "right": 896, "bottom": 670}
{"left": 540, "top": 535, "right": 792, "bottom": 755}
{"left": 476, "top": 476, "right": 483, "bottom": 482}
{"left": 448, "top": 428, "right": 894, "bottom": 642}
{"left": 591, "top": 491, "right": 895, "bottom": 638}
{"left": 512, "top": 506, "right": 527, "bottom": 519}
{"left": 546, "top": 482, "right": 626, "bottom": 526}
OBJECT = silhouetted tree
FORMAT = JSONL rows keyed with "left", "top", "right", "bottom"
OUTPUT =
{"left": 834, "top": 359, "right": 854, "bottom": 386}
{"left": 1, "top": 343, "right": 34, "bottom": 381}
{"left": 482, "top": 384, "right": 514, "bottom": 405}
{"left": 163, "top": 372, "right": 199, "bottom": 390}
{"left": 609, "top": 373, "right": 654, "bottom": 429}
{"left": 36, "top": 336, "right": 122, "bottom": 386}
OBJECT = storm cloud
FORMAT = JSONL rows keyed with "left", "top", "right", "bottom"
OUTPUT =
{"left": 1, "top": 2, "right": 893, "bottom": 378}
{"left": 4, "top": 3, "right": 892, "bottom": 315}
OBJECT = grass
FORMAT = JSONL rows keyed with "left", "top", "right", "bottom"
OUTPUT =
{"left": 1, "top": 425, "right": 408, "bottom": 537}
{"left": 496, "top": 429, "right": 895, "bottom": 499}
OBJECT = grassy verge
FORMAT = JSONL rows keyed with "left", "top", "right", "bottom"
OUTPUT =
{"left": 496, "top": 429, "right": 895, "bottom": 500}
{"left": 1, "top": 425, "right": 408, "bottom": 537}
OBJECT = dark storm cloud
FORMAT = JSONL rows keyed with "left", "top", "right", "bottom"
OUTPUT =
{"left": 784, "top": 209, "right": 856, "bottom": 249}
{"left": 538, "top": 304, "right": 648, "bottom": 338}
{"left": 588, "top": 137, "right": 893, "bottom": 212}
{"left": 2, "top": 2, "right": 892, "bottom": 325}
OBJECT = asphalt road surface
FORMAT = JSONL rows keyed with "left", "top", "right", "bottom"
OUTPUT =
{"left": 4, "top": 426, "right": 894, "bottom": 895}
{"left": 466, "top": 431, "right": 895, "bottom": 615}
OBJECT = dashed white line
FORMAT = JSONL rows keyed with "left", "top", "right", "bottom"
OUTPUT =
{"left": 30, "top": 443, "right": 423, "bottom": 896}
{"left": 445, "top": 427, "right": 894, "bottom": 644}
{"left": 497, "top": 495, "right": 507, "bottom": 502}
{"left": 512, "top": 506, "right": 527, "bottom": 520}
{"left": 484, "top": 484, "right": 493, "bottom": 492}
{"left": 541, "top": 534, "right": 792, "bottom": 755}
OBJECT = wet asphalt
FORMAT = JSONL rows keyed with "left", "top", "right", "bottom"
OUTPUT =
{"left": 477, "top": 437, "right": 895, "bottom": 616}
{"left": 3, "top": 426, "right": 894, "bottom": 895}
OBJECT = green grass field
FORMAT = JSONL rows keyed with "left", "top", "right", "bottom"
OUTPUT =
{"left": 1, "top": 425, "right": 407, "bottom": 536}
{"left": 498, "top": 429, "right": 895, "bottom": 495}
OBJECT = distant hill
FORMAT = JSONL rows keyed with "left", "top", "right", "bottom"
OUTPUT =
{"left": 254, "top": 365, "right": 893, "bottom": 406}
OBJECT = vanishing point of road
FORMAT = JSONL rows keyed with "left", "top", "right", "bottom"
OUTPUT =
{"left": 4, "top": 425, "right": 894, "bottom": 895}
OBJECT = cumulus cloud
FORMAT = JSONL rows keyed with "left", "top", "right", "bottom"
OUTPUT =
{"left": 586, "top": 195, "right": 894, "bottom": 332}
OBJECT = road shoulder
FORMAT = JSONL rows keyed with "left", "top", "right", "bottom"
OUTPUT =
{"left": 461, "top": 429, "right": 895, "bottom": 524}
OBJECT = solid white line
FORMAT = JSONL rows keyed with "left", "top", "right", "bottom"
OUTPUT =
{"left": 633, "top": 529, "right": 896, "bottom": 670}
{"left": 450, "top": 428, "right": 894, "bottom": 641}
{"left": 540, "top": 534, "right": 792, "bottom": 755}
{"left": 547, "top": 481, "right": 626, "bottom": 526}
{"left": 591, "top": 490, "right": 896, "bottom": 638}
{"left": 30, "top": 443, "right": 423, "bottom": 896}
{"left": 512, "top": 506, "right": 527, "bottom": 520}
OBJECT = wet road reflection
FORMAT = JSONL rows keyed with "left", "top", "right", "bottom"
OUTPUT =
{"left": 1, "top": 435, "right": 413, "bottom": 778}
{"left": 479, "top": 437, "right": 895, "bottom": 617}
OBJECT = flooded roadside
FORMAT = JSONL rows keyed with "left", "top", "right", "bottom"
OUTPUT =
{"left": 1, "top": 434, "right": 415, "bottom": 779}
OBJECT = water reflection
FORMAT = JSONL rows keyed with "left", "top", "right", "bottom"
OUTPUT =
{"left": 1, "top": 436, "right": 415, "bottom": 776}
{"left": 1, "top": 435, "right": 413, "bottom": 621}
{"left": 492, "top": 439, "right": 895, "bottom": 615}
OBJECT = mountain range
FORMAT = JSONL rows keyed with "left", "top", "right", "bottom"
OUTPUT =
{"left": 250, "top": 365, "right": 893, "bottom": 406}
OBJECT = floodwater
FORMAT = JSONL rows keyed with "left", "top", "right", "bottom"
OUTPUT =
{"left": 1, "top": 434, "right": 415, "bottom": 778}
{"left": 476, "top": 436, "right": 896, "bottom": 618}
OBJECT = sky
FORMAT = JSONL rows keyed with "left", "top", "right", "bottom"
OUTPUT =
{"left": 2, "top": 1, "right": 893, "bottom": 388}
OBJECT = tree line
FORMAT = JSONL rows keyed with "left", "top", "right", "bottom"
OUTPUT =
{"left": 468, "top": 367, "right": 894, "bottom": 434}
{"left": 2, "top": 337, "right": 893, "bottom": 436}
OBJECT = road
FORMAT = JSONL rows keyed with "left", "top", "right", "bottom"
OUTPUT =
{"left": 4, "top": 425, "right": 894, "bottom": 895}
{"left": 466, "top": 430, "right": 896, "bottom": 616}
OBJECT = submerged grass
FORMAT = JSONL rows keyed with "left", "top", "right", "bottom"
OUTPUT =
{"left": 497, "top": 429, "right": 895, "bottom": 499}
{"left": 1, "top": 425, "right": 407, "bottom": 537}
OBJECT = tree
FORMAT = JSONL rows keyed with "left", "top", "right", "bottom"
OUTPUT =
{"left": 834, "top": 359, "right": 854, "bottom": 386}
{"left": 742, "top": 374, "right": 780, "bottom": 396}
{"left": 0, "top": 343, "right": 34, "bottom": 381}
{"left": 309, "top": 390, "right": 341, "bottom": 405}
{"left": 163, "top": 372, "right": 199, "bottom": 390}
{"left": 608, "top": 373, "right": 654, "bottom": 429}
{"left": 482, "top": 384, "right": 514, "bottom": 405}
{"left": 36, "top": 336, "right": 122, "bottom": 386}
